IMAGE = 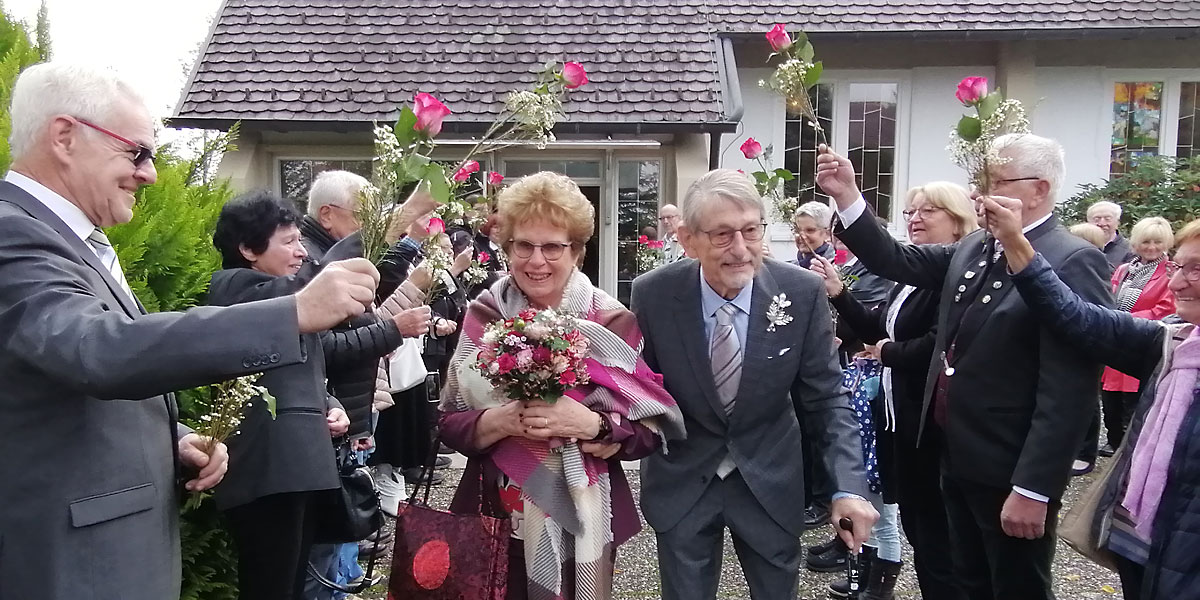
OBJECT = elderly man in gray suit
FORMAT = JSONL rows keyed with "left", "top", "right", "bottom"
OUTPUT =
{"left": 631, "top": 169, "right": 878, "bottom": 599}
{"left": 0, "top": 63, "right": 378, "bottom": 600}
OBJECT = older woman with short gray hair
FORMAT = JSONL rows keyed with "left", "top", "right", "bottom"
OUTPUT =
{"left": 792, "top": 201, "right": 837, "bottom": 269}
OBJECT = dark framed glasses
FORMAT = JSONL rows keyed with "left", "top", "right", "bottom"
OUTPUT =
{"left": 75, "top": 117, "right": 156, "bottom": 167}
{"left": 509, "top": 240, "right": 573, "bottom": 260}
{"left": 1166, "top": 261, "right": 1200, "bottom": 282}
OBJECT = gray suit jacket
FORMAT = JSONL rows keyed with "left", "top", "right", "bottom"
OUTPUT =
{"left": 631, "top": 258, "right": 869, "bottom": 537}
{"left": 0, "top": 181, "right": 308, "bottom": 600}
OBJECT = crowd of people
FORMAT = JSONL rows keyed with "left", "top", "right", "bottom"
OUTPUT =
{"left": 3, "top": 60, "right": 1200, "bottom": 600}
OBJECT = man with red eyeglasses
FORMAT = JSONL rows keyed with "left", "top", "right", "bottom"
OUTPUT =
{"left": 0, "top": 62, "right": 381, "bottom": 600}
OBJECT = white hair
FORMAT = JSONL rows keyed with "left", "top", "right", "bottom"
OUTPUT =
{"left": 795, "top": 201, "right": 833, "bottom": 228}
{"left": 1087, "top": 200, "right": 1123, "bottom": 220}
{"left": 9, "top": 62, "right": 149, "bottom": 162}
{"left": 991, "top": 133, "right": 1066, "bottom": 203}
{"left": 681, "top": 169, "right": 764, "bottom": 229}
{"left": 307, "top": 170, "right": 371, "bottom": 217}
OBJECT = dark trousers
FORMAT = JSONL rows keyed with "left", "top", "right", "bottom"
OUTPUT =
{"left": 940, "top": 475, "right": 1059, "bottom": 600}
{"left": 1102, "top": 389, "right": 1140, "bottom": 448}
{"left": 1116, "top": 554, "right": 1145, "bottom": 600}
{"left": 895, "top": 430, "right": 966, "bottom": 600}
{"left": 224, "top": 491, "right": 321, "bottom": 600}
{"left": 801, "top": 420, "right": 834, "bottom": 510}
{"left": 369, "top": 385, "right": 434, "bottom": 470}
{"left": 1080, "top": 396, "right": 1101, "bottom": 463}
{"left": 655, "top": 470, "right": 802, "bottom": 600}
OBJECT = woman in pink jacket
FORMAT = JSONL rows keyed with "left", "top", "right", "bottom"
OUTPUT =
{"left": 1098, "top": 217, "right": 1177, "bottom": 458}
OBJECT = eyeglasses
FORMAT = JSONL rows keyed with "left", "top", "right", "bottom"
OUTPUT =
{"left": 658, "top": 215, "right": 679, "bottom": 222}
{"left": 902, "top": 206, "right": 945, "bottom": 220}
{"left": 509, "top": 240, "right": 573, "bottom": 260}
{"left": 1166, "top": 261, "right": 1200, "bottom": 282}
{"left": 993, "top": 176, "right": 1041, "bottom": 185}
{"left": 75, "top": 117, "right": 156, "bottom": 167}
{"left": 699, "top": 222, "right": 767, "bottom": 248}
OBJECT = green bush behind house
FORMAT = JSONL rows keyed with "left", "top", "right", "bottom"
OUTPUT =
{"left": 1061, "top": 154, "right": 1200, "bottom": 236}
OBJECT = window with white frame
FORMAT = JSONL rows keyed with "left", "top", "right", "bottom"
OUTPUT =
{"left": 782, "top": 78, "right": 902, "bottom": 221}
{"left": 279, "top": 159, "right": 372, "bottom": 212}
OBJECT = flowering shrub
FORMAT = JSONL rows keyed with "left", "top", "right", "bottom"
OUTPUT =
{"left": 474, "top": 309, "right": 591, "bottom": 403}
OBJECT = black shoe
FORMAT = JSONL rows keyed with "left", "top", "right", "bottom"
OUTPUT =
{"left": 1098, "top": 444, "right": 1116, "bottom": 458}
{"left": 805, "top": 537, "right": 848, "bottom": 573}
{"left": 861, "top": 554, "right": 901, "bottom": 600}
{"left": 808, "top": 535, "right": 840, "bottom": 556}
{"left": 401, "top": 467, "right": 444, "bottom": 485}
{"left": 828, "top": 577, "right": 851, "bottom": 599}
{"left": 434, "top": 455, "right": 452, "bottom": 469}
{"left": 804, "top": 504, "right": 832, "bottom": 530}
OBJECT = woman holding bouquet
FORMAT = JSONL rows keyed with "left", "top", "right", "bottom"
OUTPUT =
{"left": 439, "top": 171, "right": 686, "bottom": 600}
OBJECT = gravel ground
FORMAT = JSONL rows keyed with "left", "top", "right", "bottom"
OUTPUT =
{"left": 359, "top": 458, "right": 1124, "bottom": 599}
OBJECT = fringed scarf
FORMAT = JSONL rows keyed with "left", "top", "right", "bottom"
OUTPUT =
{"left": 441, "top": 271, "right": 685, "bottom": 600}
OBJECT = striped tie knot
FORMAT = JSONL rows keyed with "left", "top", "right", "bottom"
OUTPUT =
{"left": 87, "top": 228, "right": 113, "bottom": 247}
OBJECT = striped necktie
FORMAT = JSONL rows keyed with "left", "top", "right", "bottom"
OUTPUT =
{"left": 86, "top": 228, "right": 135, "bottom": 303}
{"left": 711, "top": 302, "right": 742, "bottom": 415}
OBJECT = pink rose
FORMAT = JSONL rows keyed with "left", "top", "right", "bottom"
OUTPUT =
{"left": 532, "top": 346, "right": 551, "bottom": 363}
{"left": 478, "top": 251, "right": 491, "bottom": 264}
{"left": 453, "top": 160, "right": 480, "bottom": 182}
{"left": 562, "top": 62, "right": 589, "bottom": 89}
{"left": 426, "top": 217, "right": 445, "bottom": 235}
{"left": 648, "top": 240, "right": 664, "bottom": 249}
{"left": 412, "top": 92, "right": 451, "bottom": 137}
{"left": 497, "top": 353, "right": 517, "bottom": 374}
{"left": 740, "top": 137, "right": 763, "bottom": 160}
{"left": 766, "top": 24, "right": 792, "bottom": 53}
{"left": 487, "top": 172, "right": 504, "bottom": 186}
{"left": 955, "top": 76, "right": 988, "bottom": 106}
{"left": 638, "top": 235, "right": 649, "bottom": 245}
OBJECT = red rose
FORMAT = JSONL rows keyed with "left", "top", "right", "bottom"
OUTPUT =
{"left": 412, "top": 92, "right": 451, "bottom": 137}
{"left": 562, "top": 62, "right": 589, "bottom": 89}
{"left": 487, "top": 171, "right": 504, "bottom": 186}
{"left": 638, "top": 235, "right": 649, "bottom": 245}
{"left": 765, "top": 24, "right": 792, "bottom": 53}
{"left": 740, "top": 137, "right": 763, "bottom": 160}
{"left": 478, "top": 251, "right": 492, "bottom": 263}
{"left": 532, "top": 347, "right": 551, "bottom": 363}
{"left": 648, "top": 240, "right": 664, "bottom": 249}
{"left": 558, "top": 370, "right": 577, "bottom": 386}
{"left": 955, "top": 76, "right": 989, "bottom": 106}
{"left": 453, "top": 160, "right": 480, "bottom": 182}
{"left": 497, "top": 353, "right": 517, "bottom": 374}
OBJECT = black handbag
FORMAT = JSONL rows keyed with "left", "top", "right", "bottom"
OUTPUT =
{"left": 313, "top": 440, "right": 384, "bottom": 544}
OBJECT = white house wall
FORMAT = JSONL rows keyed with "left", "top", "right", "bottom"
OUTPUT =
{"left": 1033, "top": 67, "right": 1110, "bottom": 202}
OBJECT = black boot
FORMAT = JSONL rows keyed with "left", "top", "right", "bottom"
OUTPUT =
{"left": 861, "top": 554, "right": 901, "bottom": 600}
{"left": 828, "top": 546, "right": 876, "bottom": 599}
{"left": 806, "top": 535, "right": 849, "bottom": 573}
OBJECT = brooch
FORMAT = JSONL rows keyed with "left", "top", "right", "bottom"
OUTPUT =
{"left": 766, "top": 293, "right": 794, "bottom": 332}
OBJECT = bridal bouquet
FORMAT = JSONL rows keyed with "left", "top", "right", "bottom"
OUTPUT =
{"left": 474, "top": 308, "right": 591, "bottom": 403}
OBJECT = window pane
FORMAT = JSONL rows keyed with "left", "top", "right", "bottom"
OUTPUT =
{"left": 616, "top": 160, "right": 661, "bottom": 305}
{"left": 279, "top": 159, "right": 372, "bottom": 213}
{"left": 565, "top": 161, "right": 601, "bottom": 179}
{"left": 783, "top": 83, "right": 834, "bottom": 207}
{"left": 505, "top": 161, "right": 539, "bottom": 177}
{"left": 847, "top": 83, "right": 898, "bottom": 219}
{"left": 1178, "top": 82, "right": 1200, "bottom": 160}
{"left": 1111, "top": 82, "right": 1163, "bottom": 177}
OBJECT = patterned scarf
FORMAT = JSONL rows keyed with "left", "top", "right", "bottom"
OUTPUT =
{"left": 442, "top": 270, "right": 685, "bottom": 600}
{"left": 1116, "top": 256, "right": 1164, "bottom": 312}
{"left": 1122, "top": 327, "right": 1200, "bottom": 538}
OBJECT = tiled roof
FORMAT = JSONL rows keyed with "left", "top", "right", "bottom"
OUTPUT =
{"left": 174, "top": 0, "right": 1200, "bottom": 128}
{"left": 174, "top": 0, "right": 726, "bottom": 129}
{"left": 710, "top": 1, "right": 1200, "bottom": 33}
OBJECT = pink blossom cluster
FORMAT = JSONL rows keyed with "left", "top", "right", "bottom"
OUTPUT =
{"left": 475, "top": 308, "right": 591, "bottom": 403}
{"left": 638, "top": 235, "right": 665, "bottom": 249}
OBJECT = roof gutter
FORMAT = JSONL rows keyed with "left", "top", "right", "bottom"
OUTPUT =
{"left": 165, "top": 117, "right": 739, "bottom": 136}
{"left": 712, "top": 35, "right": 744, "bottom": 170}
{"left": 725, "top": 26, "right": 1200, "bottom": 43}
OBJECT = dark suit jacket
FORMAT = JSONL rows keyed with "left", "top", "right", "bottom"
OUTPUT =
{"left": 836, "top": 213, "right": 1112, "bottom": 500}
{"left": 631, "top": 258, "right": 869, "bottom": 536}
{"left": 0, "top": 180, "right": 306, "bottom": 600}
{"left": 206, "top": 268, "right": 342, "bottom": 510}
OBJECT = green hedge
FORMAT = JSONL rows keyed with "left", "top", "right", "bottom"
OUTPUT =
{"left": 1061, "top": 155, "right": 1200, "bottom": 235}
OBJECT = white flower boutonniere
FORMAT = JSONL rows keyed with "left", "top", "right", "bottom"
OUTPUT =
{"left": 766, "top": 293, "right": 794, "bottom": 332}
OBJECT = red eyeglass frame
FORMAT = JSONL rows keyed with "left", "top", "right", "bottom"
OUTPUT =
{"left": 75, "top": 117, "right": 156, "bottom": 167}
